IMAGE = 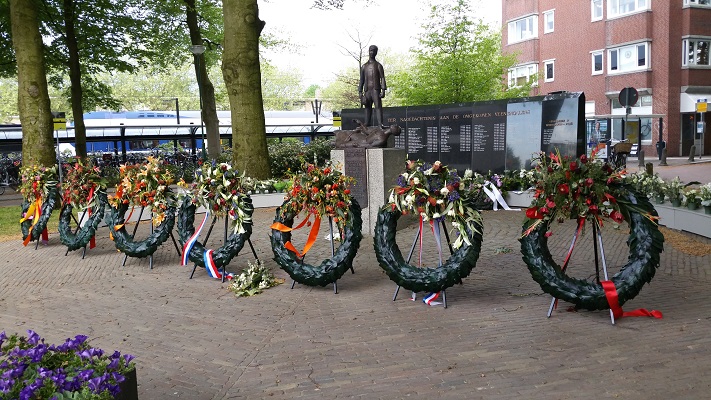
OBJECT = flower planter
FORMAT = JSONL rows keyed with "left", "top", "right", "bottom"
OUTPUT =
{"left": 705, "top": 205, "right": 711, "bottom": 215}
{"left": 687, "top": 202, "right": 700, "bottom": 210}
{"left": 671, "top": 198, "right": 682, "bottom": 207}
{"left": 655, "top": 204, "right": 711, "bottom": 238}
{"left": 654, "top": 195, "right": 665, "bottom": 204}
{"left": 116, "top": 368, "right": 139, "bottom": 400}
{"left": 504, "top": 190, "right": 536, "bottom": 208}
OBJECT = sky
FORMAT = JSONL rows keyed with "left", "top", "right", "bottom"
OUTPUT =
{"left": 258, "top": 0, "right": 503, "bottom": 87}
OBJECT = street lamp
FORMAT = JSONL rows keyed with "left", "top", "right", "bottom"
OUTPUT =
{"left": 190, "top": 44, "right": 206, "bottom": 158}
{"left": 311, "top": 89, "right": 323, "bottom": 124}
{"left": 162, "top": 97, "right": 180, "bottom": 124}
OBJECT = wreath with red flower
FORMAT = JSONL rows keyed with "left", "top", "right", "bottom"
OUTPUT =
{"left": 58, "top": 159, "right": 108, "bottom": 252}
{"left": 520, "top": 150, "right": 664, "bottom": 311}
{"left": 19, "top": 165, "right": 59, "bottom": 245}
{"left": 271, "top": 162, "right": 362, "bottom": 287}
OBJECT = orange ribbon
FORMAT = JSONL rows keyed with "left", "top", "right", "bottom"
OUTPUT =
{"left": 21, "top": 199, "right": 42, "bottom": 246}
{"left": 111, "top": 206, "right": 135, "bottom": 241}
{"left": 601, "top": 280, "right": 663, "bottom": 320}
{"left": 271, "top": 214, "right": 321, "bottom": 258}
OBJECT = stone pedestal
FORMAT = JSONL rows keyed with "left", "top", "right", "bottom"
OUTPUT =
{"left": 332, "top": 148, "right": 406, "bottom": 235}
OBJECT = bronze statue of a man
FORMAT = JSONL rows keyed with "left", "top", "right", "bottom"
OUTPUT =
{"left": 359, "top": 45, "right": 387, "bottom": 127}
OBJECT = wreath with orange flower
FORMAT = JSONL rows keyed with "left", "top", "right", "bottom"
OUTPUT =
{"left": 58, "top": 159, "right": 108, "bottom": 251}
{"left": 270, "top": 162, "right": 363, "bottom": 287}
{"left": 520, "top": 151, "right": 664, "bottom": 311}
{"left": 106, "top": 157, "right": 176, "bottom": 258}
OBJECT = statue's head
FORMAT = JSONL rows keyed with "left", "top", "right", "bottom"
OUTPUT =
{"left": 387, "top": 125, "right": 401, "bottom": 136}
{"left": 369, "top": 45, "right": 378, "bottom": 57}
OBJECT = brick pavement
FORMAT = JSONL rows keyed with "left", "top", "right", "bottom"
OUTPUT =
{"left": 1, "top": 206, "right": 711, "bottom": 399}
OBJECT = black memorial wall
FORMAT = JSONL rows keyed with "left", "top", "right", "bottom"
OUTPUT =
{"left": 341, "top": 92, "right": 585, "bottom": 174}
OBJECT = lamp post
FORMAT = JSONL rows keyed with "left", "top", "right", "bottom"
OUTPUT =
{"left": 162, "top": 97, "right": 180, "bottom": 124}
{"left": 190, "top": 44, "right": 206, "bottom": 158}
{"left": 310, "top": 89, "right": 322, "bottom": 123}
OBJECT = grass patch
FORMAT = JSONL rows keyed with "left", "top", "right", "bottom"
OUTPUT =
{"left": 0, "top": 205, "right": 61, "bottom": 242}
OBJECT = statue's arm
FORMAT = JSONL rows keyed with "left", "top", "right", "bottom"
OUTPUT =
{"left": 358, "top": 67, "right": 365, "bottom": 95}
{"left": 379, "top": 63, "right": 386, "bottom": 96}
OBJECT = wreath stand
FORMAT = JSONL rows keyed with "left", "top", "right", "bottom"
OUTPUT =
{"left": 392, "top": 219, "right": 454, "bottom": 308}
{"left": 64, "top": 212, "right": 90, "bottom": 259}
{"left": 119, "top": 207, "right": 182, "bottom": 269}
{"left": 546, "top": 218, "right": 616, "bottom": 324}
{"left": 288, "top": 216, "right": 354, "bottom": 294}
{"left": 188, "top": 216, "right": 260, "bottom": 283}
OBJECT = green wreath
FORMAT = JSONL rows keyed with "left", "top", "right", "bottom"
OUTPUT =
{"left": 106, "top": 202, "right": 176, "bottom": 258}
{"left": 21, "top": 185, "right": 59, "bottom": 243}
{"left": 373, "top": 207, "right": 483, "bottom": 293}
{"left": 271, "top": 199, "right": 362, "bottom": 287}
{"left": 176, "top": 196, "right": 254, "bottom": 272}
{"left": 520, "top": 187, "right": 664, "bottom": 311}
{"left": 58, "top": 191, "right": 108, "bottom": 251}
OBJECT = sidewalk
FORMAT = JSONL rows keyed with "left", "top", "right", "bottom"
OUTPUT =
{"left": 1, "top": 205, "right": 711, "bottom": 399}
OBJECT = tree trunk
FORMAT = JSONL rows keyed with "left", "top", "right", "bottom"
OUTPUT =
{"left": 222, "top": 0, "right": 270, "bottom": 179}
{"left": 185, "top": 0, "right": 221, "bottom": 160}
{"left": 10, "top": 0, "right": 56, "bottom": 167}
{"left": 63, "top": 0, "right": 87, "bottom": 160}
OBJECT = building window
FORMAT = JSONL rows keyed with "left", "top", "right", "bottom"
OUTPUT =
{"left": 508, "top": 63, "right": 538, "bottom": 88}
{"left": 608, "top": 42, "right": 650, "bottom": 73}
{"left": 684, "top": 0, "right": 711, "bottom": 6}
{"left": 543, "top": 60, "right": 554, "bottom": 82}
{"left": 608, "top": 0, "right": 649, "bottom": 18}
{"left": 592, "top": 51, "right": 604, "bottom": 74}
{"left": 591, "top": 0, "right": 603, "bottom": 21}
{"left": 507, "top": 15, "right": 538, "bottom": 44}
{"left": 543, "top": 10, "right": 554, "bottom": 33}
{"left": 683, "top": 38, "right": 711, "bottom": 66}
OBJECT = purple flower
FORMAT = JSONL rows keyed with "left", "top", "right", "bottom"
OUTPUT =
{"left": 87, "top": 376, "right": 106, "bottom": 392}
{"left": 26, "top": 330, "right": 41, "bottom": 346}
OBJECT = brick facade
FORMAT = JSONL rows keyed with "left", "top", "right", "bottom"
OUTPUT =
{"left": 502, "top": 0, "right": 711, "bottom": 156}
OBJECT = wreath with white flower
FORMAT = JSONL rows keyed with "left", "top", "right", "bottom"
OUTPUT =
{"left": 374, "top": 159, "right": 483, "bottom": 293}
{"left": 177, "top": 162, "right": 254, "bottom": 279}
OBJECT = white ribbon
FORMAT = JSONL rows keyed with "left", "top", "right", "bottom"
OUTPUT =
{"left": 482, "top": 181, "right": 520, "bottom": 211}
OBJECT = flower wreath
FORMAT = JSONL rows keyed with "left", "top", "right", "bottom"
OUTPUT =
{"left": 373, "top": 160, "right": 483, "bottom": 293}
{"left": 58, "top": 159, "right": 108, "bottom": 252}
{"left": 106, "top": 157, "right": 176, "bottom": 258}
{"left": 270, "top": 162, "right": 363, "bottom": 287}
{"left": 177, "top": 162, "right": 254, "bottom": 280}
{"left": 519, "top": 151, "right": 664, "bottom": 311}
{"left": 19, "top": 165, "right": 59, "bottom": 246}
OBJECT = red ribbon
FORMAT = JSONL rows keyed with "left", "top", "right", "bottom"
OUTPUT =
{"left": 601, "top": 280, "right": 663, "bottom": 320}
{"left": 88, "top": 187, "right": 96, "bottom": 249}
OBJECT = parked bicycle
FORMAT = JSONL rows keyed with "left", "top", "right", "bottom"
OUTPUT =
{"left": 0, "top": 153, "right": 22, "bottom": 195}
{"left": 608, "top": 140, "right": 632, "bottom": 170}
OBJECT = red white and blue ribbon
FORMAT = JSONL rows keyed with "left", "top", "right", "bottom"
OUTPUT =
{"left": 202, "top": 249, "right": 234, "bottom": 280}
{"left": 422, "top": 219, "right": 443, "bottom": 306}
{"left": 423, "top": 291, "right": 441, "bottom": 305}
{"left": 181, "top": 210, "right": 209, "bottom": 266}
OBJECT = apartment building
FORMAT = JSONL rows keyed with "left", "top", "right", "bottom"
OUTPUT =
{"left": 502, "top": 0, "right": 711, "bottom": 157}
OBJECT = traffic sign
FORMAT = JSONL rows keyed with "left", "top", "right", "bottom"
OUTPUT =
{"left": 52, "top": 111, "right": 66, "bottom": 130}
{"left": 696, "top": 99, "right": 708, "bottom": 113}
{"left": 618, "top": 87, "right": 639, "bottom": 108}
